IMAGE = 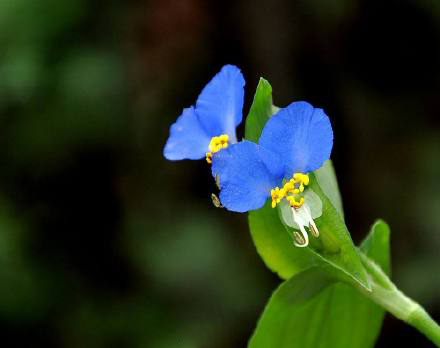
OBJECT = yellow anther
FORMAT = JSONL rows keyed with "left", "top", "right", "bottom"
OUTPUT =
{"left": 206, "top": 152, "right": 213, "bottom": 164}
{"left": 302, "top": 175, "right": 309, "bottom": 185}
{"left": 290, "top": 173, "right": 309, "bottom": 193}
{"left": 287, "top": 196, "right": 304, "bottom": 209}
{"left": 293, "top": 173, "right": 308, "bottom": 183}
{"left": 208, "top": 140, "right": 217, "bottom": 153}
{"left": 270, "top": 173, "right": 309, "bottom": 208}
{"left": 282, "top": 181, "right": 300, "bottom": 195}
{"left": 206, "top": 134, "right": 229, "bottom": 163}
{"left": 219, "top": 134, "right": 229, "bottom": 147}
{"left": 283, "top": 181, "right": 294, "bottom": 192}
{"left": 271, "top": 187, "right": 285, "bottom": 208}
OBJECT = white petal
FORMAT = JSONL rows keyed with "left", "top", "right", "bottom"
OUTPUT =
{"left": 304, "top": 189, "right": 323, "bottom": 219}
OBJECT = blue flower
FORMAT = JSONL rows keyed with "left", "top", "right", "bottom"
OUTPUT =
{"left": 163, "top": 65, "right": 245, "bottom": 162}
{"left": 212, "top": 101, "right": 333, "bottom": 213}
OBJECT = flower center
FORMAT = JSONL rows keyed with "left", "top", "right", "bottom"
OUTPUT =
{"left": 206, "top": 134, "right": 229, "bottom": 163}
{"left": 270, "top": 173, "right": 310, "bottom": 209}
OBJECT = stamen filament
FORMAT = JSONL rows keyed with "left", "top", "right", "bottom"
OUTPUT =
{"left": 290, "top": 201, "right": 320, "bottom": 247}
{"left": 297, "top": 226, "right": 309, "bottom": 247}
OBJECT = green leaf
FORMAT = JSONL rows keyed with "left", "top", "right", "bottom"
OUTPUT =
{"left": 245, "top": 78, "right": 273, "bottom": 143}
{"left": 359, "top": 219, "right": 390, "bottom": 275}
{"left": 249, "top": 220, "right": 391, "bottom": 348}
{"left": 315, "top": 160, "right": 344, "bottom": 219}
{"left": 249, "top": 201, "right": 318, "bottom": 280}
{"left": 304, "top": 173, "right": 371, "bottom": 290}
{"left": 248, "top": 267, "right": 333, "bottom": 348}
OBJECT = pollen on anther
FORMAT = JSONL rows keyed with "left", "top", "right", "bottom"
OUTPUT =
{"left": 271, "top": 187, "right": 285, "bottom": 208}
{"left": 287, "top": 196, "right": 304, "bottom": 209}
{"left": 206, "top": 134, "right": 230, "bottom": 164}
{"left": 206, "top": 152, "right": 213, "bottom": 163}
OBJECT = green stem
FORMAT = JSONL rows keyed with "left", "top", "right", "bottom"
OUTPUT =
{"left": 356, "top": 254, "right": 440, "bottom": 346}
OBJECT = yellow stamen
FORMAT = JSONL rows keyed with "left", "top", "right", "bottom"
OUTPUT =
{"left": 206, "top": 134, "right": 229, "bottom": 163}
{"left": 283, "top": 181, "right": 294, "bottom": 192}
{"left": 271, "top": 187, "right": 285, "bottom": 208}
{"left": 206, "top": 152, "right": 213, "bottom": 164}
{"left": 302, "top": 175, "right": 309, "bottom": 185}
{"left": 270, "top": 173, "right": 310, "bottom": 209}
{"left": 287, "top": 196, "right": 304, "bottom": 209}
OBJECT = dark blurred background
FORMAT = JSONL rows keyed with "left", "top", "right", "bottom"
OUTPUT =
{"left": 0, "top": 0, "right": 439, "bottom": 347}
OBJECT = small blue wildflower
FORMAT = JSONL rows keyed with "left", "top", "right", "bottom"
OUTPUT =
{"left": 163, "top": 65, "right": 245, "bottom": 162}
{"left": 212, "top": 101, "right": 333, "bottom": 212}
{"left": 212, "top": 101, "right": 333, "bottom": 246}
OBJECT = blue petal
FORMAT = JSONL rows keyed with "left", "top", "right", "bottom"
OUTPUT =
{"left": 195, "top": 65, "right": 245, "bottom": 142}
{"left": 211, "top": 141, "right": 284, "bottom": 212}
{"left": 259, "top": 101, "right": 333, "bottom": 176}
{"left": 163, "top": 107, "right": 211, "bottom": 160}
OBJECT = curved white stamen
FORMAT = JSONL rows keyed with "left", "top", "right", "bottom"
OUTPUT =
{"left": 302, "top": 204, "right": 319, "bottom": 237}
{"left": 291, "top": 202, "right": 321, "bottom": 247}
{"left": 292, "top": 207, "right": 310, "bottom": 247}
{"left": 295, "top": 224, "right": 309, "bottom": 247}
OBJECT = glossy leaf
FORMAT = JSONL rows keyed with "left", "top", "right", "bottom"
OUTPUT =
{"left": 359, "top": 219, "right": 390, "bottom": 275}
{"left": 315, "top": 160, "right": 344, "bottom": 219}
{"left": 244, "top": 78, "right": 273, "bottom": 143}
{"left": 305, "top": 173, "right": 371, "bottom": 290}
{"left": 249, "top": 220, "right": 391, "bottom": 348}
{"left": 248, "top": 201, "right": 318, "bottom": 279}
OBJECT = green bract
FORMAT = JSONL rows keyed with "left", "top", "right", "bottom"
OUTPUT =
{"left": 243, "top": 77, "right": 440, "bottom": 348}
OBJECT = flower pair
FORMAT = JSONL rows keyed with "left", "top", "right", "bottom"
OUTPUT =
{"left": 163, "top": 65, "right": 333, "bottom": 246}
